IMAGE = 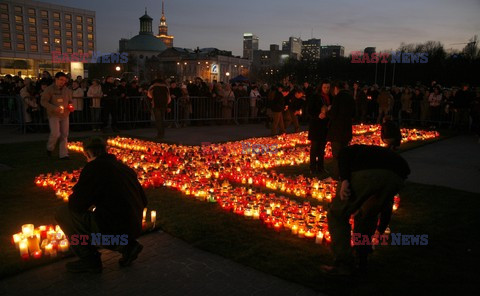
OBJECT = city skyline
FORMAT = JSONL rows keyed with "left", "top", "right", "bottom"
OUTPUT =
{"left": 40, "top": 0, "right": 479, "bottom": 56}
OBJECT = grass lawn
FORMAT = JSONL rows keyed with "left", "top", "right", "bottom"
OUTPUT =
{"left": 0, "top": 131, "right": 478, "bottom": 295}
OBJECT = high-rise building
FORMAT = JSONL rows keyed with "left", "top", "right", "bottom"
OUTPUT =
{"left": 321, "top": 45, "right": 345, "bottom": 58}
{"left": 302, "top": 38, "right": 321, "bottom": 61}
{"left": 155, "top": 0, "right": 174, "bottom": 48}
{"left": 0, "top": 0, "right": 95, "bottom": 77}
{"left": 282, "top": 37, "right": 302, "bottom": 60}
{"left": 243, "top": 33, "right": 258, "bottom": 60}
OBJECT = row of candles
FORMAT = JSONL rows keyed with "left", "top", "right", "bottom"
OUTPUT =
{"left": 27, "top": 125, "right": 430, "bottom": 260}
{"left": 12, "top": 224, "right": 69, "bottom": 259}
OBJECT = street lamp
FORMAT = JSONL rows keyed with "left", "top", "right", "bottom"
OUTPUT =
{"left": 115, "top": 66, "right": 121, "bottom": 71}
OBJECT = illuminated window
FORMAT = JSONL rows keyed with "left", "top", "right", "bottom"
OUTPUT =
{"left": 54, "top": 21, "right": 60, "bottom": 27}
{"left": 42, "top": 28, "right": 49, "bottom": 35}
{"left": 14, "top": 6, "right": 22, "bottom": 14}
{"left": 65, "top": 14, "right": 71, "bottom": 21}
{"left": 41, "top": 10, "right": 48, "bottom": 18}
{"left": 43, "top": 45, "right": 50, "bottom": 52}
{"left": 54, "top": 29, "right": 61, "bottom": 36}
{"left": 53, "top": 12, "right": 60, "bottom": 19}
{"left": 66, "top": 23, "right": 72, "bottom": 30}
{"left": 29, "top": 26, "right": 36, "bottom": 33}
{"left": 88, "top": 41, "right": 93, "bottom": 49}
{"left": 55, "top": 46, "right": 61, "bottom": 52}
{"left": 30, "top": 35, "right": 37, "bottom": 43}
{"left": 77, "top": 40, "right": 83, "bottom": 47}
{"left": 54, "top": 38, "right": 61, "bottom": 44}
{"left": 87, "top": 25, "right": 93, "bottom": 33}
{"left": 17, "top": 43, "right": 25, "bottom": 51}
{"left": 87, "top": 33, "right": 93, "bottom": 40}
{"left": 76, "top": 24, "right": 82, "bottom": 31}
{"left": 17, "top": 34, "right": 24, "bottom": 41}
{"left": 3, "top": 41, "right": 11, "bottom": 49}
{"left": 66, "top": 39, "right": 72, "bottom": 46}
{"left": 30, "top": 44, "right": 38, "bottom": 51}
{"left": 28, "top": 17, "right": 35, "bottom": 24}
{"left": 87, "top": 17, "right": 93, "bottom": 24}
{"left": 15, "top": 16, "right": 23, "bottom": 23}
{"left": 28, "top": 8, "right": 35, "bottom": 15}
{"left": 76, "top": 16, "right": 82, "bottom": 23}
{"left": 16, "top": 25, "right": 23, "bottom": 32}
{"left": 42, "top": 37, "right": 49, "bottom": 44}
{"left": 42, "top": 19, "right": 48, "bottom": 27}
{"left": 66, "top": 47, "right": 72, "bottom": 53}
{"left": 66, "top": 31, "right": 72, "bottom": 38}
{"left": 78, "top": 48, "right": 83, "bottom": 54}
{"left": 77, "top": 32, "right": 83, "bottom": 39}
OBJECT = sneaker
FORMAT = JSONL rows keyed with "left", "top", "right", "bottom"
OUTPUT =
{"left": 66, "top": 257, "right": 102, "bottom": 273}
{"left": 119, "top": 241, "right": 143, "bottom": 267}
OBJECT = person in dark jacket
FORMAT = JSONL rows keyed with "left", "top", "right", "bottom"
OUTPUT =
{"left": 270, "top": 84, "right": 286, "bottom": 135}
{"left": 148, "top": 79, "right": 171, "bottom": 139}
{"left": 284, "top": 88, "right": 305, "bottom": 132}
{"left": 327, "top": 81, "right": 355, "bottom": 179}
{"left": 322, "top": 144, "right": 410, "bottom": 275}
{"left": 101, "top": 76, "right": 119, "bottom": 132}
{"left": 55, "top": 137, "right": 147, "bottom": 273}
{"left": 308, "top": 81, "right": 331, "bottom": 175}
{"left": 453, "top": 83, "right": 474, "bottom": 130}
{"left": 381, "top": 115, "right": 402, "bottom": 150}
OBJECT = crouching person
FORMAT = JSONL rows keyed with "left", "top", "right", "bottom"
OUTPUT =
{"left": 322, "top": 144, "right": 410, "bottom": 275}
{"left": 55, "top": 137, "right": 147, "bottom": 273}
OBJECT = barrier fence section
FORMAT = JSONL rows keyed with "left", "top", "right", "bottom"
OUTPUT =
{"left": 1, "top": 95, "right": 461, "bottom": 133}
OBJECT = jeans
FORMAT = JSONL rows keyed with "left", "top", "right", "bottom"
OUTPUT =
{"left": 310, "top": 140, "right": 327, "bottom": 171}
{"left": 47, "top": 116, "right": 69, "bottom": 158}
{"left": 153, "top": 108, "right": 166, "bottom": 138}
{"left": 271, "top": 111, "right": 285, "bottom": 135}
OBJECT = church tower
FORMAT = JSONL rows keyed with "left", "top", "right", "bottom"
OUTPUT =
{"left": 156, "top": 0, "right": 174, "bottom": 48}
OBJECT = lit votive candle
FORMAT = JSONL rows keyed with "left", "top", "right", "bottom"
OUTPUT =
{"left": 33, "top": 250, "right": 42, "bottom": 259}
{"left": 291, "top": 224, "right": 298, "bottom": 235}
{"left": 142, "top": 208, "right": 147, "bottom": 222}
{"left": 59, "top": 239, "right": 69, "bottom": 252}
{"left": 151, "top": 210, "right": 157, "bottom": 225}
{"left": 12, "top": 233, "right": 22, "bottom": 249}
{"left": 19, "top": 240, "right": 29, "bottom": 259}
{"left": 22, "top": 224, "right": 34, "bottom": 237}
{"left": 27, "top": 235, "right": 40, "bottom": 253}
{"left": 315, "top": 231, "right": 324, "bottom": 244}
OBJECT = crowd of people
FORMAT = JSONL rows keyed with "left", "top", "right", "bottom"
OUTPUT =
{"left": 1, "top": 72, "right": 479, "bottom": 139}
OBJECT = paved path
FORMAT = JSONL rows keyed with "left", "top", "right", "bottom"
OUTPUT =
{"left": 0, "top": 231, "right": 323, "bottom": 296}
{"left": 401, "top": 134, "right": 480, "bottom": 194}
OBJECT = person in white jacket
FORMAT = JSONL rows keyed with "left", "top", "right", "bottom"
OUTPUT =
{"left": 87, "top": 79, "right": 103, "bottom": 131}
{"left": 249, "top": 85, "right": 260, "bottom": 121}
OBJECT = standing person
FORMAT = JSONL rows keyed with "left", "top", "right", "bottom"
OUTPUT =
{"left": 20, "top": 78, "right": 39, "bottom": 132}
{"left": 87, "top": 79, "right": 103, "bottom": 131}
{"left": 352, "top": 81, "right": 361, "bottom": 122}
{"left": 55, "top": 137, "right": 147, "bottom": 273}
{"left": 284, "top": 88, "right": 305, "bottom": 132}
{"left": 71, "top": 81, "right": 84, "bottom": 125}
{"left": 391, "top": 86, "right": 402, "bottom": 120}
{"left": 400, "top": 87, "right": 413, "bottom": 126}
{"left": 367, "top": 85, "right": 379, "bottom": 123}
{"left": 249, "top": 85, "right": 261, "bottom": 121}
{"left": 178, "top": 84, "right": 191, "bottom": 127}
{"left": 302, "top": 81, "right": 314, "bottom": 123}
{"left": 453, "top": 83, "right": 474, "bottom": 130}
{"left": 377, "top": 87, "right": 393, "bottom": 123}
{"left": 101, "top": 76, "right": 119, "bottom": 132}
{"left": 322, "top": 144, "right": 410, "bottom": 275}
{"left": 147, "top": 79, "right": 171, "bottom": 139}
{"left": 411, "top": 87, "right": 423, "bottom": 124}
{"left": 270, "top": 84, "right": 286, "bottom": 135}
{"left": 358, "top": 86, "right": 369, "bottom": 123}
{"left": 40, "top": 72, "right": 73, "bottom": 159}
{"left": 220, "top": 83, "right": 235, "bottom": 124}
{"left": 327, "top": 80, "right": 355, "bottom": 180}
{"left": 428, "top": 87, "right": 443, "bottom": 128}
{"left": 308, "top": 81, "right": 331, "bottom": 175}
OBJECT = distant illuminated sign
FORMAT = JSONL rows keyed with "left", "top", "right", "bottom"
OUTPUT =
{"left": 211, "top": 64, "right": 219, "bottom": 74}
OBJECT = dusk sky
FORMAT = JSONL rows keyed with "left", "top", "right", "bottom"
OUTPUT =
{"left": 47, "top": 0, "right": 479, "bottom": 55}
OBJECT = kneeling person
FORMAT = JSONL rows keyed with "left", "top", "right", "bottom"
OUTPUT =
{"left": 56, "top": 137, "right": 147, "bottom": 273}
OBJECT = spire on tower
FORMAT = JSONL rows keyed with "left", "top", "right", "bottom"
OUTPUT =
{"left": 162, "top": 0, "right": 165, "bottom": 16}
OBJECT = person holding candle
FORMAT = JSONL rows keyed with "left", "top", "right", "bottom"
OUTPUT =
{"left": 55, "top": 137, "right": 147, "bottom": 273}
{"left": 322, "top": 144, "right": 410, "bottom": 275}
{"left": 40, "top": 72, "right": 73, "bottom": 159}
{"left": 308, "top": 80, "right": 331, "bottom": 176}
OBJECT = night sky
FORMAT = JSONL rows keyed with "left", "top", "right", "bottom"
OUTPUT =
{"left": 45, "top": 0, "right": 479, "bottom": 55}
